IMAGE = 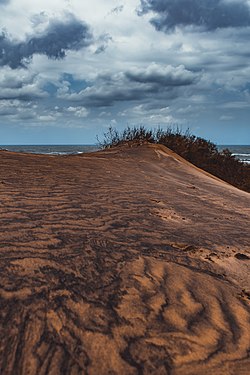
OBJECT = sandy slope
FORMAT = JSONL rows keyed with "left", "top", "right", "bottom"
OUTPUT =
{"left": 0, "top": 143, "right": 249, "bottom": 375}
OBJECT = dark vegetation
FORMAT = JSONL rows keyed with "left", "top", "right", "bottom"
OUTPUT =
{"left": 99, "top": 126, "right": 250, "bottom": 193}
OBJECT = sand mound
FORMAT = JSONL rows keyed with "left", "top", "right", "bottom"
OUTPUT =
{"left": 0, "top": 144, "right": 249, "bottom": 374}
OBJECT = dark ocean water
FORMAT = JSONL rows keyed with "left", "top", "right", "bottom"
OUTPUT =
{"left": 0, "top": 145, "right": 100, "bottom": 155}
{"left": 1, "top": 144, "right": 250, "bottom": 163}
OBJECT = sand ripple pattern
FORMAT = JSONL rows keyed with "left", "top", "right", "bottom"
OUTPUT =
{"left": 0, "top": 145, "right": 250, "bottom": 374}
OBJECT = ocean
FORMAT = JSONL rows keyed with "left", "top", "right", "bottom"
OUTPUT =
{"left": 0, "top": 145, "right": 100, "bottom": 155}
{"left": 0, "top": 144, "right": 250, "bottom": 164}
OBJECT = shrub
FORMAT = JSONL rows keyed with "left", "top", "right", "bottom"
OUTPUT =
{"left": 97, "top": 126, "right": 155, "bottom": 148}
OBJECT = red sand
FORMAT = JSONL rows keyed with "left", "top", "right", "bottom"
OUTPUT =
{"left": 0, "top": 143, "right": 249, "bottom": 374}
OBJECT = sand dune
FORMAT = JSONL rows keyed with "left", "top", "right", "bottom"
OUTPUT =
{"left": 0, "top": 143, "right": 249, "bottom": 374}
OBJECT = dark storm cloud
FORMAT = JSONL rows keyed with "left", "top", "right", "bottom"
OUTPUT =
{"left": 0, "top": 14, "right": 92, "bottom": 69}
{"left": 138, "top": 0, "right": 250, "bottom": 32}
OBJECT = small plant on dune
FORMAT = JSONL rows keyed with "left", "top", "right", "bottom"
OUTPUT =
{"left": 97, "top": 125, "right": 155, "bottom": 148}
{"left": 98, "top": 125, "right": 250, "bottom": 193}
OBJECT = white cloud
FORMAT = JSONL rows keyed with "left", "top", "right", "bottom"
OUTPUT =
{"left": 67, "top": 106, "right": 89, "bottom": 117}
{"left": 0, "top": 0, "right": 250, "bottom": 143}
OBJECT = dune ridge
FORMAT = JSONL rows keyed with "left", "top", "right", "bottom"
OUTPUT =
{"left": 0, "top": 144, "right": 249, "bottom": 374}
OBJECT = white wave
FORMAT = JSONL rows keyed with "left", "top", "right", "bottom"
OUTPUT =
{"left": 232, "top": 153, "right": 250, "bottom": 157}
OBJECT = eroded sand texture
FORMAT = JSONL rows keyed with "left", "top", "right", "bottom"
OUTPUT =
{"left": 0, "top": 144, "right": 249, "bottom": 374}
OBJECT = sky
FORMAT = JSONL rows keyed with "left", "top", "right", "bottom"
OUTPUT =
{"left": 0, "top": 0, "right": 250, "bottom": 145}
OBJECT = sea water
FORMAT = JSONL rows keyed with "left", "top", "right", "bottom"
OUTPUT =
{"left": 0, "top": 145, "right": 99, "bottom": 155}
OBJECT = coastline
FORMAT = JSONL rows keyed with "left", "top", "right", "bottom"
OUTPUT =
{"left": 1, "top": 144, "right": 250, "bottom": 164}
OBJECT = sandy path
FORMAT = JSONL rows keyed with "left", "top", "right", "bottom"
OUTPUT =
{"left": 0, "top": 144, "right": 249, "bottom": 374}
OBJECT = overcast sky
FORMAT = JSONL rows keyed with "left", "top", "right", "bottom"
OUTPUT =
{"left": 0, "top": 0, "right": 250, "bottom": 144}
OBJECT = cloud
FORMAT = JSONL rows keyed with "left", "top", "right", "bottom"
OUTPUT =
{"left": 138, "top": 0, "right": 250, "bottom": 32}
{"left": 67, "top": 106, "right": 89, "bottom": 117}
{"left": 0, "top": 1, "right": 249, "bottom": 144}
{"left": 0, "top": 67, "right": 47, "bottom": 100}
{"left": 0, "top": 100, "right": 21, "bottom": 116}
{"left": 0, "top": 98, "right": 64, "bottom": 123}
{"left": 0, "top": 0, "right": 9, "bottom": 5}
{"left": 58, "top": 63, "right": 199, "bottom": 107}
{"left": 0, "top": 99, "right": 39, "bottom": 120}
{"left": 125, "top": 63, "right": 198, "bottom": 86}
{"left": 0, "top": 84, "right": 47, "bottom": 100}
{"left": 0, "top": 13, "right": 92, "bottom": 69}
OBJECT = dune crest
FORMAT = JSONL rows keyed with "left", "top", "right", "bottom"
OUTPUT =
{"left": 0, "top": 144, "right": 249, "bottom": 374}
